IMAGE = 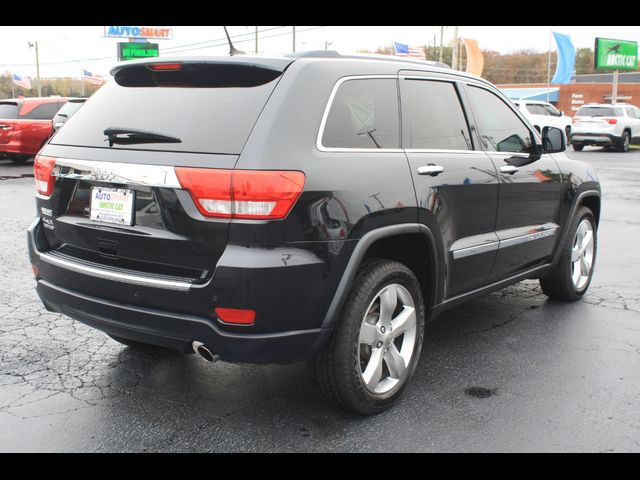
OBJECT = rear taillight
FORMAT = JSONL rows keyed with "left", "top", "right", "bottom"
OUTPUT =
{"left": 604, "top": 117, "right": 618, "bottom": 125}
{"left": 34, "top": 155, "right": 56, "bottom": 197}
{"left": 175, "top": 168, "right": 305, "bottom": 220}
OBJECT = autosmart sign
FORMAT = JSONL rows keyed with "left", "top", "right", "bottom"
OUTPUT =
{"left": 594, "top": 38, "right": 638, "bottom": 70}
{"left": 104, "top": 26, "right": 173, "bottom": 40}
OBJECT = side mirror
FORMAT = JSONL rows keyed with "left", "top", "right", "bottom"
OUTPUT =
{"left": 541, "top": 126, "right": 565, "bottom": 153}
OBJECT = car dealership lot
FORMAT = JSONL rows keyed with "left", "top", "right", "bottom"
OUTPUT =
{"left": 1, "top": 150, "right": 639, "bottom": 452}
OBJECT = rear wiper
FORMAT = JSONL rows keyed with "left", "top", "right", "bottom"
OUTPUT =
{"left": 104, "top": 127, "right": 182, "bottom": 147}
{"left": 56, "top": 113, "right": 68, "bottom": 118}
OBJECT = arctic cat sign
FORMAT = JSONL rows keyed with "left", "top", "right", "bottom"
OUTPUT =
{"left": 594, "top": 38, "right": 638, "bottom": 70}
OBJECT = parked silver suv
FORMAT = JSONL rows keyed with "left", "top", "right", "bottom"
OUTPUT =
{"left": 571, "top": 103, "right": 640, "bottom": 152}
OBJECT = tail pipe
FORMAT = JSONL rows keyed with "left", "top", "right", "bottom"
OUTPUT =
{"left": 192, "top": 341, "right": 220, "bottom": 363}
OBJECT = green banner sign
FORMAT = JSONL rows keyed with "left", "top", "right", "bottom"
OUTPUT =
{"left": 594, "top": 38, "right": 638, "bottom": 70}
{"left": 118, "top": 42, "right": 160, "bottom": 61}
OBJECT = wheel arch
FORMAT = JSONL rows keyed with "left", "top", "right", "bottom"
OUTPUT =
{"left": 552, "top": 189, "right": 601, "bottom": 263}
{"left": 320, "top": 224, "right": 441, "bottom": 331}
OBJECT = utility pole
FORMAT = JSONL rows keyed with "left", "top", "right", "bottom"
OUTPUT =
{"left": 292, "top": 26, "right": 296, "bottom": 52}
{"left": 81, "top": 68, "right": 85, "bottom": 97}
{"left": 612, "top": 70, "right": 619, "bottom": 103}
{"left": 29, "top": 41, "right": 41, "bottom": 97}
{"left": 451, "top": 26, "right": 459, "bottom": 70}
{"left": 255, "top": 26, "right": 258, "bottom": 55}
{"left": 439, "top": 26, "right": 445, "bottom": 63}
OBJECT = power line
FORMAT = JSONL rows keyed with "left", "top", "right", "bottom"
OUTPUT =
{"left": 0, "top": 26, "right": 323, "bottom": 68}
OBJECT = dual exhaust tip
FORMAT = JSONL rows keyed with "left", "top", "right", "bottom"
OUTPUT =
{"left": 192, "top": 341, "right": 220, "bottom": 363}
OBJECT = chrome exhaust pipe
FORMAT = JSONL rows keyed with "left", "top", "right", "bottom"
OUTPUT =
{"left": 192, "top": 341, "right": 220, "bottom": 363}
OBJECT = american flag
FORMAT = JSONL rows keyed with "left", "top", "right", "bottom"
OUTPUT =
{"left": 82, "top": 69, "right": 104, "bottom": 85}
{"left": 394, "top": 42, "right": 426, "bottom": 60}
{"left": 12, "top": 73, "right": 32, "bottom": 90}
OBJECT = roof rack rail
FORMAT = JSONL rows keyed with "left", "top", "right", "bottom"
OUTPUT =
{"left": 285, "top": 50, "right": 451, "bottom": 69}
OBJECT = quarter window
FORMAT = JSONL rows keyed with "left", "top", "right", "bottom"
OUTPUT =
{"left": 321, "top": 78, "right": 400, "bottom": 149}
{"left": 466, "top": 86, "right": 533, "bottom": 153}
{"left": 402, "top": 79, "right": 472, "bottom": 150}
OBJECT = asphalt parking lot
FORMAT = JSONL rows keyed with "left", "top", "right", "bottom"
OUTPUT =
{"left": 0, "top": 149, "right": 639, "bottom": 452}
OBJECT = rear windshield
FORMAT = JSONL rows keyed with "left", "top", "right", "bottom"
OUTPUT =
{"left": 51, "top": 64, "right": 284, "bottom": 154}
{"left": 0, "top": 102, "right": 19, "bottom": 119}
{"left": 576, "top": 106, "right": 622, "bottom": 117}
{"left": 53, "top": 101, "right": 85, "bottom": 122}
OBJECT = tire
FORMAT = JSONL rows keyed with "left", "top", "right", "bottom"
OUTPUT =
{"left": 6, "top": 154, "right": 30, "bottom": 163}
{"left": 309, "top": 259, "right": 426, "bottom": 415}
{"left": 617, "top": 131, "right": 630, "bottom": 152}
{"left": 107, "top": 333, "right": 163, "bottom": 350}
{"left": 540, "top": 206, "right": 597, "bottom": 301}
{"left": 572, "top": 143, "right": 584, "bottom": 151}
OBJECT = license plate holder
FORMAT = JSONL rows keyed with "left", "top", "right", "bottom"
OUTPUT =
{"left": 89, "top": 187, "right": 135, "bottom": 226}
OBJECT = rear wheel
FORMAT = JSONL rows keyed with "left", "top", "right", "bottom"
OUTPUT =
{"left": 309, "top": 259, "right": 426, "bottom": 415}
{"left": 572, "top": 143, "right": 584, "bottom": 151}
{"left": 617, "top": 131, "right": 630, "bottom": 152}
{"left": 540, "top": 206, "right": 596, "bottom": 301}
{"left": 6, "top": 154, "right": 30, "bottom": 163}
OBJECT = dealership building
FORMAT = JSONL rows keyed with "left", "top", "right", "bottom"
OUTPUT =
{"left": 499, "top": 72, "right": 640, "bottom": 115}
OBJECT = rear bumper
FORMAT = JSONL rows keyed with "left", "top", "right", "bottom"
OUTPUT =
{"left": 571, "top": 133, "right": 620, "bottom": 145}
{"left": 27, "top": 218, "right": 331, "bottom": 364}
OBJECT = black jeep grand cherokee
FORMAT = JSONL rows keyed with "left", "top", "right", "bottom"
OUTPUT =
{"left": 28, "top": 52, "right": 600, "bottom": 414}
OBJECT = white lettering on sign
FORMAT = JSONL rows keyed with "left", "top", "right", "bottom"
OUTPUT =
{"left": 571, "top": 93, "right": 584, "bottom": 99}
{"left": 606, "top": 53, "right": 636, "bottom": 67}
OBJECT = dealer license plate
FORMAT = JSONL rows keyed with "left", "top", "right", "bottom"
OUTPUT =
{"left": 89, "top": 187, "right": 135, "bottom": 226}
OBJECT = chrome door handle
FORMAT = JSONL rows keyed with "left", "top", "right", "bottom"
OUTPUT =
{"left": 417, "top": 165, "right": 445, "bottom": 176}
{"left": 500, "top": 165, "right": 519, "bottom": 175}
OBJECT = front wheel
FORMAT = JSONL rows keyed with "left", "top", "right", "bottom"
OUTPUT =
{"left": 309, "top": 259, "right": 426, "bottom": 415}
{"left": 540, "top": 206, "right": 597, "bottom": 301}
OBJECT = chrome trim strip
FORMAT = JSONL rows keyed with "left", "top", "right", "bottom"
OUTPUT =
{"left": 499, "top": 225, "right": 558, "bottom": 249}
{"left": 52, "top": 158, "right": 181, "bottom": 188}
{"left": 39, "top": 252, "right": 192, "bottom": 291}
{"left": 451, "top": 223, "right": 559, "bottom": 259}
{"left": 452, "top": 241, "right": 499, "bottom": 259}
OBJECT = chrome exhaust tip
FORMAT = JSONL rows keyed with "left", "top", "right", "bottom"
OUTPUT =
{"left": 192, "top": 341, "right": 220, "bottom": 363}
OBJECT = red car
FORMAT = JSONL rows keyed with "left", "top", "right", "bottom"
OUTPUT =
{"left": 0, "top": 97, "right": 68, "bottom": 163}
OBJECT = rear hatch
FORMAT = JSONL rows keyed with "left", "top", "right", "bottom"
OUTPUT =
{"left": 37, "top": 58, "right": 293, "bottom": 288}
{"left": 0, "top": 101, "right": 20, "bottom": 144}
{"left": 573, "top": 105, "right": 622, "bottom": 131}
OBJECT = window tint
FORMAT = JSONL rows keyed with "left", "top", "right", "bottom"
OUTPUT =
{"left": 52, "top": 71, "right": 282, "bottom": 154}
{"left": 20, "top": 102, "right": 65, "bottom": 120}
{"left": 322, "top": 78, "right": 400, "bottom": 149}
{"left": 543, "top": 104, "right": 561, "bottom": 116}
{"left": 576, "top": 106, "right": 621, "bottom": 117}
{"left": 0, "top": 103, "right": 19, "bottom": 119}
{"left": 53, "top": 101, "right": 85, "bottom": 124}
{"left": 402, "top": 79, "right": 472, "bottom": 150}
{"left": 466, "top": 86, "right": 533, "bottom": 153}
{"left": 526, "top": 104, "right": 548, "bottom": 116}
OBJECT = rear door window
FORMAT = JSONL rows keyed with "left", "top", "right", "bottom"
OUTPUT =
{"left": 51, "top": 63, "right": 285, "bottom": 155}
{"left": 20, "top": 102, "right": 65, "bottom": 120}
{"left": 321, "top": 78, "right": 400, "bottom": 149}
{"left": 401, "top": 79, "right": 472, "bottom": 150}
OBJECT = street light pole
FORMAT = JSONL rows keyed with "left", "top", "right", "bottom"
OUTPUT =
{"left": 292, "top": 26, "right": 296, "bottom": 52}
{"left": 255, "top": 26, "right": 258, "bottom": 55}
